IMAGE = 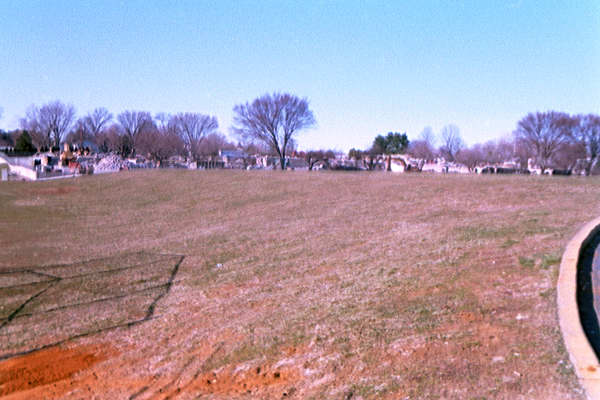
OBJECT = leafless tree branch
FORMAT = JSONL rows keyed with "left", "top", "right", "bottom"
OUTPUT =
{"left": 231, "top": 93, "right": 316, "bottom": 169}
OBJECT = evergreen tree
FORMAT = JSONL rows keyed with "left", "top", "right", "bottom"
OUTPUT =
{"left": 15, "top": 130, "right": 36, "bottom": 153}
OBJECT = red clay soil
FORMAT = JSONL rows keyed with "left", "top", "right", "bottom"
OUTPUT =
{"left": 167, "top": 364, "right": 299, "bottom": 398}
{"left": 0, "top": 344, "right": 108, "bottom": 399}
{"left": 0, "top": 341, "right": 300, "bottom": 399}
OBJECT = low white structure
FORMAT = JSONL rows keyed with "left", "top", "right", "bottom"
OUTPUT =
{"left": 0, "top": 163, "right": 8, "bottom": 181}
{"left": 389, "top": 158, "right": 407, "bottom": 172}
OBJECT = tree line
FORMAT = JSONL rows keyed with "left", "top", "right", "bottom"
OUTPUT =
{"left": 348, "top": 113, "right": 600, "bottom": 176}
{"left": 0, "top": 93, "right": 317, "bottom": 170}
{"left": 1, "top": 95, "right": 599, "bottom": 175}
{"left": 14, "top": 103, "right": 228, "bottom": 162}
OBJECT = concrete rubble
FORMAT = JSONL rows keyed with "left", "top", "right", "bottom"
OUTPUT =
{"left": 94, "top": 154, "right": 125, "bottom": 174}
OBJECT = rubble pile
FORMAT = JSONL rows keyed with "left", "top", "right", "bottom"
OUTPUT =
{"left": 95, "top": 154, "right": 125, "bottom": 174}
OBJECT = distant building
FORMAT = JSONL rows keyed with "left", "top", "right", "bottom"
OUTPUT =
{"left": 219, "top": 149, "right": 248, "bottom": 168}
{"left": 219, "top": 149, "right": 247, "bottom": 160}
{"left": 285, "top": 158, "right": 309, "bottom": 170}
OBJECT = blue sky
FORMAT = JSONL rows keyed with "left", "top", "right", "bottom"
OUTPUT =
{"left": 1, "top": 1, "right": 599, "bottom": 151}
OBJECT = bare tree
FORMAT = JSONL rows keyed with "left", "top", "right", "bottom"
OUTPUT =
{"left": 95, "top": 127, "right": 115, "bottom": 153}
{"left": 573, "top": 114, "right": 600, "bottom": 176}
{"left": 73, "top": 108, "right": 112, "bottom": 152}
{"left": 495, "top": 138, "right": 515, "bottom": 163}
{"left": 20, "top": 100, "right": 76, "bottom": 150}
{"left": 513, "top": 111, "right": 576, "bottom": 173}
{"left": 419, "top": 126, "right": 436, "bottom": 148}
{"left": 116, "top": 111, "right": 153, "bottom": 156}
{"left": 408, "top": 127, "right": 437, "bottom": 160}
{"left": 20, "top": 106, "right": 47, "bottom": 150}
{"left": 82, "top": 108, "right": 113, "bottom": 138}
{"left": 409, "top": 140, "right": 435, "bottom": 160}
{"left": 198, "top": 133, "right": 235, "bottom": 157}
{"left": 154, "top": 112, "right": 170, "bottom": 129}
{"left": 137, "top": 123, "right": 184, "bottom": 163}
{"left": 66, "top": 119, "right": 92, "bottom": 148}
{"left": 553, "top": 141, "right": 585, "bottom": 170}
{"left": 241, "top": 141, "right": 269, "bottom": 155}
{"left": 104, "top": 123, "right": 132, "bottom": 156}
{"left": 170, "top": 113, "right": 218, "bottom": 161}
{"left": 42, "top": 101, "right": 76, "bottom": 148}
{"left": 231, "top": 92, "right": 316, "bottom": 170}
{"left": 456, "top": 145, "right": 485, "bottom": 171}
{"left": 453, "top": 138, "right": 517, "bottom": 170}
{"left": 480, "top": 141, "right": 502, "bottom": 164}
{"left": 439, "top": 124, "right": 464, "bottom": 162}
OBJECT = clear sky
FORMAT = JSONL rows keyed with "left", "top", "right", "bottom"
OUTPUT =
{"left": 1, "top": 1, "right": 599, "bottom": 151}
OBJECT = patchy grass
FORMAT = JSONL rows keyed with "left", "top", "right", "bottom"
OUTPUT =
{"left": 519, "top": 256, "right": 536, "bottom": 269}
{"left": 1, "top": 170, "right": 600, "bottom": 399}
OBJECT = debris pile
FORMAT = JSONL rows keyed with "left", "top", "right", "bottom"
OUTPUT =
{"left": 94, "top": 154, "right": 125, "bottom": 174}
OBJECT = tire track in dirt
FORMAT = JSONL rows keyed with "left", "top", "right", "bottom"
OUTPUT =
{"left": 0, "top": 252, "right": 184, "bottom": 361}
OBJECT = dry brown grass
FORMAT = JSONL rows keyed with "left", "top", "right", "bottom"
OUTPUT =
{"left": 1, "top": 169, "right": 600, "bottom": 399}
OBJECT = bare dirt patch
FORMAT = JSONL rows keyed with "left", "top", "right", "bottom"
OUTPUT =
{"left": 0, "top": 344, "right": 109, "bottom": 398}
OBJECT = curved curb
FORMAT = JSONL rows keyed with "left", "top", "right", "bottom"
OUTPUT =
{"left": 558, "top": 216, "right": 600, "bottom": 400}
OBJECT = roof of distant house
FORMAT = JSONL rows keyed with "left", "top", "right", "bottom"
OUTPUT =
{"left": 79, "top": 140, "right": 99, "bottom": 153}
{"left": 219, "top": 149, "right": 247, "bottom": 158}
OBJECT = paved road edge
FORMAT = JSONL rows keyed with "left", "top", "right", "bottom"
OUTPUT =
{"left": 558, "top": 217, "right": 600, "bottom": 400}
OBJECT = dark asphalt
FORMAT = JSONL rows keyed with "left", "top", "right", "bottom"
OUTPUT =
{"left": 577, "top": 231, "right": 600, "bottom": 358}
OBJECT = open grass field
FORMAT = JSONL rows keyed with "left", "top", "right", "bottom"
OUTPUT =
{"left": 1, "top": 170, "right": 600, "bottom": 399}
